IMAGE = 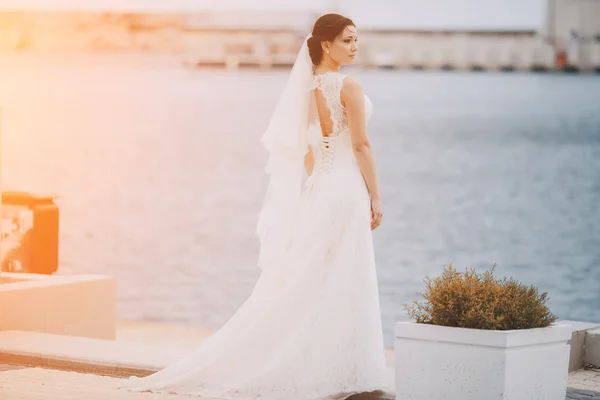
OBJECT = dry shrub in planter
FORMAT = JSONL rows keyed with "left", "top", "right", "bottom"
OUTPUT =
{"left": 403, "top": 264, "right": 558, "bottom": 330}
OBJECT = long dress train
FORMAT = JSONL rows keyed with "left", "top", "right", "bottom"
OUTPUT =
{"left": 119, "top": 71, "right": 388, "bottom": 400}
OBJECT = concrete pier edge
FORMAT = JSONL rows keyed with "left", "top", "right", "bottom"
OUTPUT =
{"left": 0, "top": 319, "right": 599, "bottom": 399}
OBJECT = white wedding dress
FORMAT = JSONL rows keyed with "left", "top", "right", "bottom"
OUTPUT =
{"left": 119, "top": 71, "right": 388, "bottom": 400}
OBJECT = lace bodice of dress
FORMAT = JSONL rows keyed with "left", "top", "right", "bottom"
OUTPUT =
{"left": 308, "top": 72, "right": 374, "bottom": 175}
{"left": 310, "top": 72, "right": 373, "bottom": 137}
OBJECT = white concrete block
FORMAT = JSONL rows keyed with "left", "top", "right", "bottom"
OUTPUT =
{"left": 584, "top": 328, "right": 600, "bottom": 367}
{"left": 557, "top": 320, "right": 600, "bottom": 372}
{"left": 0, "top": 273, "right": 116, "bottom": 339}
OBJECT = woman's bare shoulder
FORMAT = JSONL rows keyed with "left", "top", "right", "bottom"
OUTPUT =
{"left": 341, "top": 75, "right": 363, "bottom": 92}
{"left": 341, "top": 75, "right": 364, "bottom": 105}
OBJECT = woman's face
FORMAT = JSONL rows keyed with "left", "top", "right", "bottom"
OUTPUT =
{"left": 325, "top": 25, "right": 359, "bottom": 65}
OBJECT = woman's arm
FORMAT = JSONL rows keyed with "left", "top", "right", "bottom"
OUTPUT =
{"left": 304, "top": 145, "right": 315, "bottom": 176}
{"left": 342, "top": 77, "right": 383, "bottom": 230}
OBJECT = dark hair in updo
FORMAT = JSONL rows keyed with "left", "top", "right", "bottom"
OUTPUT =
{"left": 307, "top": 13, "right": 355, "bottom": 66}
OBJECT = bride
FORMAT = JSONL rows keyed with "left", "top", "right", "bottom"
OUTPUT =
{"left": 119, "top": 13, "right": 387, "bottom": 400}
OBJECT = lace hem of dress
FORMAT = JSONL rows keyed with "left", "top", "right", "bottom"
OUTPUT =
{"left": 125, "top": 382, "right": 389, "bottom": 400}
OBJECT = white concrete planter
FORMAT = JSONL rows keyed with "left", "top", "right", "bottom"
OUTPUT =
{"left": 395, "top": 320, "right": 571, "bottom": 400}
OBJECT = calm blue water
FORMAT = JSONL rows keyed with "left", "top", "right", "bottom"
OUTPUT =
{"left": 1, "top": 54, "right": 599, "bottom": 347}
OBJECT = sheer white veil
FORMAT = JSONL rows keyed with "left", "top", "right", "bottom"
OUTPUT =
{"left": 256, "top": 34, "right": 314, "bottom": 272}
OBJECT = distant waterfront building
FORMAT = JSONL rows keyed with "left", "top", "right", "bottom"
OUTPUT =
{"left": 0, "top": 0, "right": 598, "bottom": 71}
{"left": 348, "top": 0, "right": 600, "bottom": 71}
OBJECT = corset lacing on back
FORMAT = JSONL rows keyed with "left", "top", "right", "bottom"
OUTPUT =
{"left": 311, "top": 72, "right": 349, "bottom": 176}
{"left": 317, "top": 135, "right": 339, "bottom": 173}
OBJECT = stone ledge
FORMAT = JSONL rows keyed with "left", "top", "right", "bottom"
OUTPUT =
{"left": 585, "top": 328, "right": 600, "bottom": 369}
{"left": 560, "top": 320, "right": 600, "bottom": 373}
{"left": 0, "top": 330, "right": 183, "bottom": 377}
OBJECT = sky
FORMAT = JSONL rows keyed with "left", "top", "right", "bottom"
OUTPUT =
{"left": 0, "top": 0, "right": 548, "bottom": 30}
